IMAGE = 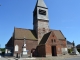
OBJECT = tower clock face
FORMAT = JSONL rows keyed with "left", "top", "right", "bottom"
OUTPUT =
{"left": 39, "top": 9, "right": 46, "bottom": 15}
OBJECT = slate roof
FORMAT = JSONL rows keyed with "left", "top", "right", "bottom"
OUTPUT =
{"left": 6, "top": 37, "right": 13, "bottom": 46}
{"left": 14, "top": 28, "right": 37, "bottom": 40}
{"left": 67, "top": 41, "right": 73, "bottom": 44}
{"left": 36, "top": 0, "right": 47, "bottom": 8}
{"left": 33, "top": 0, "right": 48, "bottom": 13}
{"left": 39, "top": 32, "right": 51, "bottom": 45}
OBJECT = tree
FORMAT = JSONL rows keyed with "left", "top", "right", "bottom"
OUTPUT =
{"left": 0, "top": 48, "right": 5, "bottom": 52}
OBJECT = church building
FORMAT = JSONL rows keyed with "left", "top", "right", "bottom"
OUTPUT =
{"left": 5, "top": 0, "right": 68, "bottom": 57}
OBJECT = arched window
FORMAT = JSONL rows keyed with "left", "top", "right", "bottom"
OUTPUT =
{"left": 15, "top": 45, "right": 19, "bottom": 52}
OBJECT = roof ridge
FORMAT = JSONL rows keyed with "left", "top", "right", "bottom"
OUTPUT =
{"left": 53, "top": 30, "right": 59, "bottom": 31}
{"left": 50, "top": 29, "right": 60, "bottom": 31}
{"left": 59, "top": 30, "right": 66, "bottom": 39}
{"left": 14, "top": 27, "right": 33, "bottom": 30}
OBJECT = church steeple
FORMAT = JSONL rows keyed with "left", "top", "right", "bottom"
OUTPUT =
{"left": 36, "top": 0, "right": 47, "bottom": 8}
{"left": 33, "top": 0, "right": 49, "bottom": 44}
{"left": 33, "top": 0, "right": 49, "bottom": 22}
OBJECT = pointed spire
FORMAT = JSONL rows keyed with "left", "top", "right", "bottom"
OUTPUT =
{"left": 73, "top": 41, "right": 75, "bottom": 47}
{"left": 33, "top": 0, "right": 49, "bottom": 20}
{"left": 36, "top": 0, "right": 47, "bottom": 8}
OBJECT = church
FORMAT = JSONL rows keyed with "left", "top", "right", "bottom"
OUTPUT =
{"left": 5, "top": 0, "right": 68, "bottom": 57}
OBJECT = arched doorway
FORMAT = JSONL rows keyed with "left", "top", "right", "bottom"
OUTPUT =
{"left": 31, "top": 48, "right": 36, "bottom": 57}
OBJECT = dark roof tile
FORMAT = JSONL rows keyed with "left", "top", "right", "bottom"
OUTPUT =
{"left": 39, "top": 32, "right": 51, "bottom": 45}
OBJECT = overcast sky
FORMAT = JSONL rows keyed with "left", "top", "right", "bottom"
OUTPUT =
{"left": 0, "top": 0, "right": 80, "bottom": 48}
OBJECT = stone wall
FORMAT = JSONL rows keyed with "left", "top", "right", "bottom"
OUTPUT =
{"left": 37, "top": 20, "right": 49, "bottom": 44}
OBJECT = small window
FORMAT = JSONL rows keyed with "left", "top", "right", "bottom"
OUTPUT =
{"left": 51, "top": 39, "right": 56, "bottom": 43}
{"left": 43, "top": 28, "right": 45, "bottom": 31}
{"left": 54, "top": 39, "right": 56, "bottom": 42}
{"left": 51, "top": 39, "right": 53, "bottom": 43}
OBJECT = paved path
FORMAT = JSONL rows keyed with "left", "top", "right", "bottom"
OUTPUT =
{"left": 0, "top": 58, "right": 7, "bottom": 60}
{"left": 0, "top": 57, "right": 80, "bottom": 60}
{"left": 65, "top": 57, "right": 80, "bottom": 60}
{"left": 0, "top": 54, "right": 80, "bottom": 60}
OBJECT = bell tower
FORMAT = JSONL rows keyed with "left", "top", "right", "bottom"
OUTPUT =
{"left": 33, "top": 0, "right": 49, "bottom": 44}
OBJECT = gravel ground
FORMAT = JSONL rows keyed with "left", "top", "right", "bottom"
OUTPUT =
{"left": 0, "top": 54, "right": 80, "bottom": 60}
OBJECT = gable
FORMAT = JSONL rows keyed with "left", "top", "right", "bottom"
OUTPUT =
{"left": 53, "top": 30, "right": 65, "bottom": 39}
{"left": 45, "top": 31, "right": 59, "bottom": 45}
{"left": 14, "top": 28, "right": 37, "bottom": 40}
{"left": 39, "top": 30, "right": 66, "bottom": 45}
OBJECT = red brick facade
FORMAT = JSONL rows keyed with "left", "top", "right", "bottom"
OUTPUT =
{"left": 6, "top": 31, "right": 67, "bottom": 57}
{"left": 37, "top": 31, "right": 67, "bottom": 57}
{"left": 14, "top": 39, "right": 38, "bottom": 56}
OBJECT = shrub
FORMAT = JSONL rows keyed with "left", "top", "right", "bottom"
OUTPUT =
{"left": 0, "top": 48, "right": 5, "bottom": 52}
{"left": 68, "top": 49, "right": 72, "bottom": 53}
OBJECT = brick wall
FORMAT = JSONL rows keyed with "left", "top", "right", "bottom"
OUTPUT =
{"left": 59, "top": 39, "right": 67, "bottom": 48}
{"left": 14, "top": 39, "right": 38, "bottom": 56}
{"left": 45, "top": 45, "right": 51, "bottom": 56}
{"left": 45, "top": 32, "right": 66, "bottom": 56}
